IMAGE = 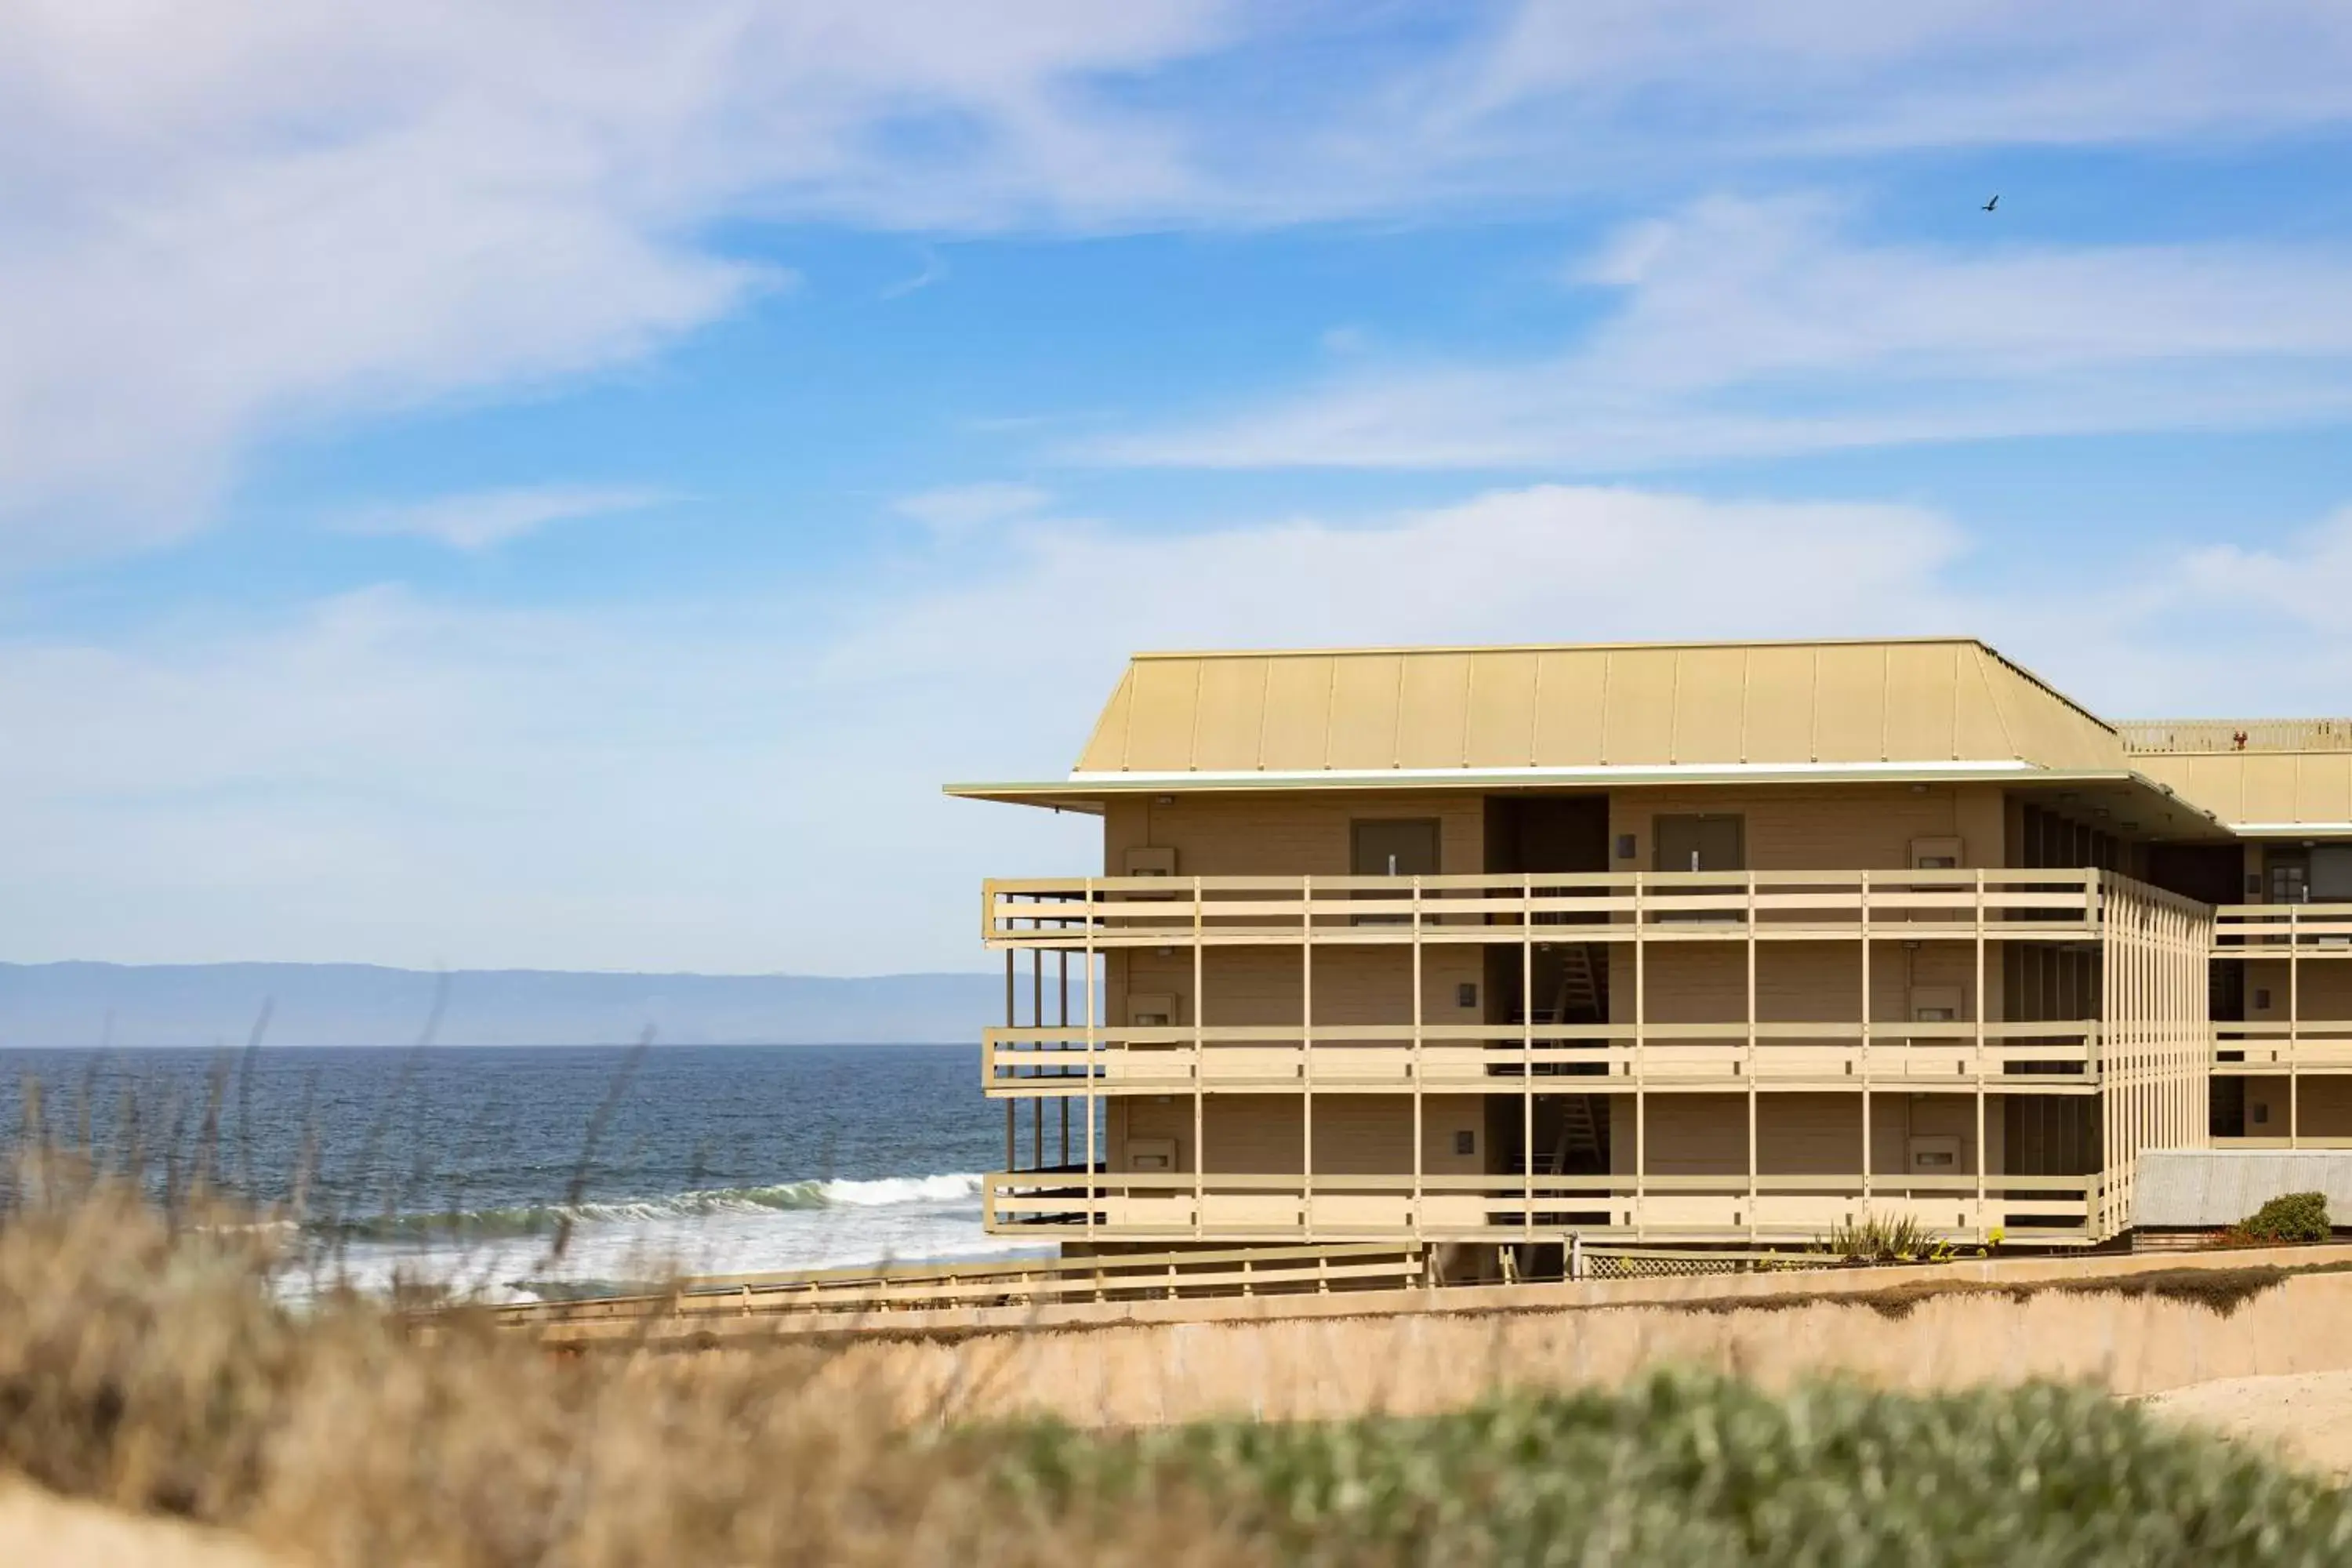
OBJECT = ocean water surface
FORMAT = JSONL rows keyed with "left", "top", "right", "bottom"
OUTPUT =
{"left": 0, "top": 1044, "right": 1053, "bottom": 1300}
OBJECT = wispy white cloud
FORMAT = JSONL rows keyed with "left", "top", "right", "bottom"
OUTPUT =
{"left": 893, "top": 481, "right": 1054, "bottom": 534}
{"left": 880, "top": 248, "right": 952, "bottom": 301}
{"left": 1093, "top": 196, "right": 2352, "bottom": 470}
{"left": 0, "top": 1, "right": 1232, "bottom": 561}
{"left": 339, "top": 485, "right": 672, "bottom": 551}
{"left": 5, "top": 3, "right": 2351, "bottom": 564}
{"left": 15, "top": 482, "right": 2348, "bottom": 970}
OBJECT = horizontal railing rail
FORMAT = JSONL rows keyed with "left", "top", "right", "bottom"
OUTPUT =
{"left": 985, "top": 1020, "right": 2101, "bottom": 1094}
{"left": 985, "top": 869, "right": 2115, "bottom": 950}
{"left": 984, "top": 1170, "right": 2096, "bottom": 1245}
{"left": 492, "top": 1241, "right": 1425, "bottom": 1327}
{"left": 2212, "top": 903, "right": 2352, "bottom": 955}
{"left": 2212, "top": 1018, "right": 2352, "bottom": 1071}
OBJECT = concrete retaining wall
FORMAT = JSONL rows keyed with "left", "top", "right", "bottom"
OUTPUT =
{"left": 800, "top": 1254, "right": 2352, "bottom": 1428}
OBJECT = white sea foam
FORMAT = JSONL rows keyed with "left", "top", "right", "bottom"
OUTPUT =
{"left": 815, "top": 1173, "right": 982, "bottom": 1207}
{"left": 307, "top": 1171, "right": 1034, "bottom": 1304}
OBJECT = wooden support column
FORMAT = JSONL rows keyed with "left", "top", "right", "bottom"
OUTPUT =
{"left": 1192, "top": 877, "right": 1204, "bottom": 1238}
{"left": 2102, "top": 882, "right": 2117, "bottom": 1234}
{"left": 1411, "top": 875, "right": 1424, "bottom": 1242}
{"left": 1059, "top": 948, "right": 1071, "bottom": 1169}
{"left": 1523, "top": 879, "right": 1534, "bottom": 1240}
{"left": 1302, "top": 873, "right": 1314, "bottom": 1241}
{"left": 1633, "top": 872, "right": 1646, "bottom": 1238}
{"left": 1032, "top": 946, "right": 1044, "bottom": 1173}
{"left": 1860, "top": 870, "right": 1872, "bottom": 1213}
{"left": 1004, "top": 947, "right": 1017, "bottom": 1172}
{"left": 2290, "top": 902, "right": 2302, "bottom": 1149}
{"left": 1973, "top": 870, "right": 1987, "bottom": 1233}
{"left": 1745, "top": 873, "right": 1757, "bottom": 1240}
{"left": 1084, "top": 878, "right": 1097, "bottom": 1242}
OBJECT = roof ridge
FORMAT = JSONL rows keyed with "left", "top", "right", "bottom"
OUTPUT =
{"left": 1129, "top": 636, "right": 1989, "bottom": 660}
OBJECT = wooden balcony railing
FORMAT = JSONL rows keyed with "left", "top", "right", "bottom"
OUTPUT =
{"left": 2212, "top": 902, "right": 2352, "bottom": 956}
{"left": 985, "top": 869, "right": 2110, "bottom": 951}
{"left": 982, "top": 1170, "right": 2097, "bottom": 1246}
{"left": 985, "top": 1021, "right": 2100, "bottom": 1095}
{"left": 2117, "top": 718, "right": 2352, "bottom": 753}
{"left": 2213, "top": 1019, "right": 2352, "bottom": 1072}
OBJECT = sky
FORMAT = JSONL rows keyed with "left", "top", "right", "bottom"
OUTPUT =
{"left": 5, "top": 0, "right": 2352, "bottom": 975}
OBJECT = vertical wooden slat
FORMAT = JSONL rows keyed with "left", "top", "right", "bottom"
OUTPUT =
{"left": 1860, "top": 869, "right": 1872, "bottom": 1212}
{"left": 1302, "top": 873, "right": 1314, "bottom": 1240}
{"left": 1523, "top": 883, "right": 1534, "bottom": 1239}
{"left": 1634, "top": 870, "right": 1646, "bottom": 1237}
{"left": 1193, "top": 877, "right": 1203, "bottom": 1239}
{"left": 1974, "top": 869, "right": 1987, "bottom": 1233}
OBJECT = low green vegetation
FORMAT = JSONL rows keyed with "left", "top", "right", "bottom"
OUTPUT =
{"left": 1815, "top": 1210, "right": 1962, "bottom": 1264}
{"left": 2225, "top": 1191, "right": 2332, "bottom": 1247}
{"left": 1005, "top": 1373, "right": 2352, "bottom": 1565}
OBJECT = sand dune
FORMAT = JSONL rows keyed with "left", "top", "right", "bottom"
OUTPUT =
{"left": 2140, "top": 1371, "right": 2352, "bottom": 1482}
{"left": 0, "top": 1483, "right": 290, "bottom": 1568}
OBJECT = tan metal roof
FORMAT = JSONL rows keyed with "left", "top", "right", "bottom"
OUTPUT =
{"left": 1073, "top": 638, "right": 2124, "bottom": 778}
{"left": 2129, "top": 751, "right": 2352, "bottom": 833}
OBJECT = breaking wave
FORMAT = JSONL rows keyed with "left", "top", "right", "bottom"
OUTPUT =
{"left": 321, "top": 1173, "right": 982, "bottom": 1243}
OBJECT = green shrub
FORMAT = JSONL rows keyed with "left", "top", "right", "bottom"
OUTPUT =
{"left": 1004, "top": 1371, "right": 2352, "bottom": 1565}
{"left": 2226, "top": 1190, "right": 2331, "bottom": 1247}
{"left": 1816, "top": 1210, "right": 1953, "bottom": 1264}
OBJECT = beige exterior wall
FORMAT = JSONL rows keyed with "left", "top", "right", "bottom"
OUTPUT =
{"left": 1110, "top": 1093, "right": 1483, "bottom": 1175}
{"left": 1606, "top": 1091, "right": 1994, "bottom": 1177}
{"left": 1608, "top": 783, "right": 2005, "bottom": 875}
{"left": 1610, "top": 940, "right": 1994, "bottom": 1026}
{"left": 2239, "top": 1076, "right": 2352, "bottom": 1140}
{"left": 2245, "top": 960, "right": 2352, "bottom": 1023}
{"left": 1112, "top": 945, "right": 1484, "bottom": 1030}
{"left": 1102, "top": 789, "right": 1486, "bottom": 881}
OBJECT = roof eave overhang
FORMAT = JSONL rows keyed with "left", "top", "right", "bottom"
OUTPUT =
{"left": 946, "top": 764, "right": 2230, "bottom": 837}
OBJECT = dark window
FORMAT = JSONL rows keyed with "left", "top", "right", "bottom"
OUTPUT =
{"left": 1352, "top": 818, "right": 1439, "bottom": 926}
{"left": 1653, "top": 814, "right": 1744, "bottom": 873}
{"left": 2314, "top": 846, "right": 2352, "bottom": 902}
{"left": 1352, "top": 818, "right": 1440, "bottom": 878}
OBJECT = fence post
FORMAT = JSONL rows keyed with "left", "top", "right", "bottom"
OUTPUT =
{"left": 1570, "top": 1232, "right": 1584, "bottom": 1281}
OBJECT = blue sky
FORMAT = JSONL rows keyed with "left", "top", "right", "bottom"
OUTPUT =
{"left": 5, "top": 1, "right": 2352, "bottom": 975}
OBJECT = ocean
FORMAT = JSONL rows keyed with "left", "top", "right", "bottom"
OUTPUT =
{"left": 0, "top": 1044, "right": 1053, "bottom": 1301}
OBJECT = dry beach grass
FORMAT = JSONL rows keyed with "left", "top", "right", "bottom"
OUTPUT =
{"left": 0, "top": 1177, "right": 1260, "bottom": 1568}
{"left": 6, "top": 1165, "right": 2352, "bottom": 1564}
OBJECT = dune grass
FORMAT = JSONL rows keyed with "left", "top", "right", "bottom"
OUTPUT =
{"left": 4, "top": 1168, "right": 2351, "bottom": 1566}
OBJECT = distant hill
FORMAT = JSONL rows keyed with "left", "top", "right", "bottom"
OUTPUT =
{"left": 0, "top": 962, "right": 1014, "bottom": 1047}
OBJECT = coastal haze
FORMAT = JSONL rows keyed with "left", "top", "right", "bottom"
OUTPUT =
{"left": 0, "top": 962, "right": 1006, "bottom": 1049}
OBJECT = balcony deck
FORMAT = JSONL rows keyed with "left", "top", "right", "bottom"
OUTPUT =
{"left": 986, "top": 869, "right": 2113, "bottom": 951}
{"left": 986, "top": 1021, "right": 2100, "bottom": 1096}
{"left": 983, "top": 1170, "right": 2096, "bottom": 1247}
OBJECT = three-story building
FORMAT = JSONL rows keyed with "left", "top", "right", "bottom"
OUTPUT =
{"left": 950, "top": 638, "right": 2351, "bottom": 1269}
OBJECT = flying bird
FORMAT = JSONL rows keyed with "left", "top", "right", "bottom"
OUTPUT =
{"left": 1982, "top": 194, "right": 1999, "bottom": 212}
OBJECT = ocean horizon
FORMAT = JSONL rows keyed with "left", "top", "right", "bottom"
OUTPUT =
{"left": 0, "top": 1043, "right": 1051, "bottom": 1301}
